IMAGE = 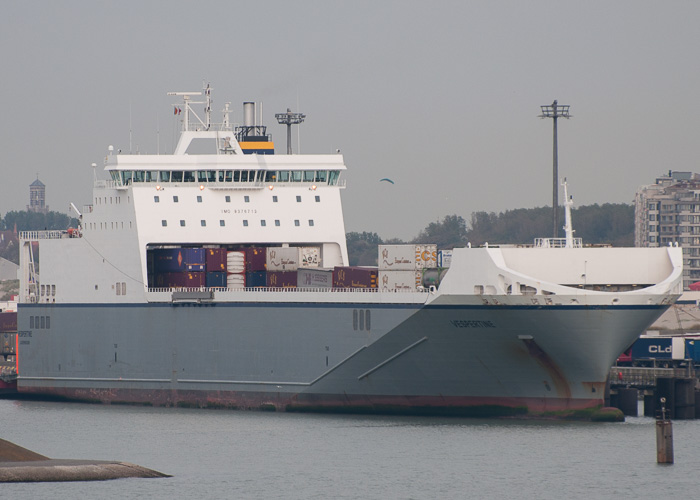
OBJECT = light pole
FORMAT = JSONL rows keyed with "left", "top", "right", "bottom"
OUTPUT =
{"left": 275, "top": 108, "right": 306, "bottom": 154}
{"left": 539, "top": 100, "right": 571, "bottom": 238}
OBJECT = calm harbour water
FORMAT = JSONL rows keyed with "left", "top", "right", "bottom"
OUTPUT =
{"left": 1, "top": 398, "right": 698, "bottom": 499}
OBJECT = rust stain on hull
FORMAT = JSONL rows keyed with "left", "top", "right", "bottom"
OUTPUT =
{"left": 520, "top": 338, "right": 572, "bottom": 399}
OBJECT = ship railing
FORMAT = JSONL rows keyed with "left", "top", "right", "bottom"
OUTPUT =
{"left": 94, "top": 180, "right": 124, "bottom": 189}
{"left": 146, "top": 286, "right": 427, "bottom": 294}
{"left": 19, "top": 230, "right": 65, "bottom": 241}
{"left": 534, "top": 237, "right": 583, "bottom": 248}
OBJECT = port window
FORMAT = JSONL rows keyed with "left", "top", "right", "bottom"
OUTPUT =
{"left": 309, "top": 220, "right": 314, "bottom": 226}
{"left": 173, "top": 196, "right": 179, "bottom": 203}
{"left": 220, "top": 220, "right": 225, "bottom": 226}
{"left": 52, "top": 285, "right": 56, "bottom": 296}
{"left": 315, "top": 196, "right": 320, "bottom": 202}
{"left": 243, "top": 220, "right": 248, "bottom": 227}
{"left": 272, "top": 196, "right": 278, "bottom": 202}
{"left": 40, "top": 316, "right": 46, "bottom": 329}
{"left": 296, "top": 196, "right": 301, "bottom": 202}
{"left": 294, "top": 220, "right": 300, "bottom": 227}
{"left": 162, "top": 220, "right": 167, "bottom": 227}
{"left": 30, "top": 316, "right": 34, "bottom": 329}
{"left": 154, "top": 196, "right": 160, "bottom": 202}
{"left": 261, "top": 220, "right": 266, "bottom": 227}
{"left": 46, "top": 316, "right": 51, "bottom": 329}
{"left": 275, "top": 220, "right": 280, "bottom": 226}
{"left": 201, "top": 220, "right": 207, "bottom": 227}
{"left": 365, "top": 310, "right": 370, "bottom": 331}
{"left": 225, "top": 196, "right": 231, "bottom": 203}
{"left": 244, "top": 196, "right": 250, "bottom": 203}
{"left": 358, "top": 310, "right": 364, "bottom": 331}
{"left": 180, "top": 220, "right": 186, "bottom": 227}
{"left": 197, "top": 196, "right": 202, "bottom": 203}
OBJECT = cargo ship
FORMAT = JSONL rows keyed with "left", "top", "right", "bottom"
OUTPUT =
{"left": 15, "top": 85, "right": 683, "bottom": 417}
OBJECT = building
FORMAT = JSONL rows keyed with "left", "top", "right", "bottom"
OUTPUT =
{"left": 635, "top": 170, "right": 700, "bottom": 290}
{"left": 27, "top": 177, "right": 48, "bottom": 213}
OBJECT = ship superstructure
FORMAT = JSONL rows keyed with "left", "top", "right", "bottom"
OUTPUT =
{"left": 15, "top": 85, "right": 684, "bottom": 418}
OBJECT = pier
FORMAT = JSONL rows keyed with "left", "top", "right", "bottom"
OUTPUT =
{"left": 608, "top": 366, "right": 700, "bottom": 419}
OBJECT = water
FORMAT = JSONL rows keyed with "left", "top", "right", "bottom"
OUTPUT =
{"left": 1, "top": 399, "right": 698, "bottom": 499}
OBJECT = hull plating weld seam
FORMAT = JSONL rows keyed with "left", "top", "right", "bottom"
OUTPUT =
{"left": 358, "top": 337, "right": 429, "bottom": 380}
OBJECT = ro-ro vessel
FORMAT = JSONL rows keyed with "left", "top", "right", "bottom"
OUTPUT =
{"left": 16, "top": 85, "right": 683, "bottom": 417}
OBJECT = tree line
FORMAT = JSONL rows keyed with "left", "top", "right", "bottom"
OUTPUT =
{"left": 347, "top": 203, "right": 634, "bottom": 265}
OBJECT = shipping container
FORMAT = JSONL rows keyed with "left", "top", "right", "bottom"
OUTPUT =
{"left": 267, "top": 271, "right": 298, "bottom": 288}
{"left": 206, "top": 248, "right": 227, "bottom": 272}
{"left": 226, "top": 251, "right": 246, "bottom": 274}
{"left": 378, "top": 270, "right": 421, "bottom": 291}
{"left": 226, "top": 273, "right": 246, "bottom": 289}
{"left": 631, "top": 337, "right": 673, "bottom": 360}
{"left": 0, "top": 312, "right": 17, "bottom": 333}
{"left": 297, "top": 268, "right": 333, "bottom": 289}
{"left": 155, "top": 272, "right": 205, "bottom": 288}
{"left": 333, "top": 266, "right": 377, "bottom": 289}
{"left": 244, "top": 247, "right": 267, "bottom": 272}
{"left": 184, "top": 248, "right": 206, "bottom": 271}
{"left": 152, "top": 248, "right": 186, "bottom": 272}
{"left": 438, "top": 249, "right": 453, "bottom": 268}
{"left": 152, "top": 248, "right": 206, "bottom": 272}
{"left": 421, "top": 268, "right": 449, "bottom": 288}
{"left": 245, "top": 271, "right": 267, "bottom": 288}
{"left": 299, "top": 246, "right": 321, "bottom": 268}
{"left": 378, "top": 244, "right": 437, "bottom": 270}
{"left": 267, "top": 247, "right": 299, "bottom": 271}
{"left": 206, "top": 272, "right": 227, "bottom": 288}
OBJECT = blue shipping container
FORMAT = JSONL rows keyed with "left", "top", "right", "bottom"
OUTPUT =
{"left": 153, "top": 248, "right": 186, "bottom": 272}
{"left": 245, "top": 271, "right": 266, "bottom": 287}
{"left": 686, "top": 339, "right": 700, "bottom": 363}
{"left": 631, "top": 337, "right": 672, "bottom": 359}
{"left": 206, "top": 272, "right": 227, "bottom": 288}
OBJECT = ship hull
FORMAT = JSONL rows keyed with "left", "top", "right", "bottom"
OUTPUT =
{"left": 16, "top": 300, "right": 669, "bottom": 417}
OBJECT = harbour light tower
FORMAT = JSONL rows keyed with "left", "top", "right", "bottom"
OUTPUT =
{"left": 539, "top": 100, "right": 571, "bottom": 238}
{"left": 275, "top": 108, "right": 306, "bottom": 154}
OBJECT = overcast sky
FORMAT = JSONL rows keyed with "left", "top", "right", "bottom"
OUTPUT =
{"left": 2, "top": 1, "right": 699, "bottom": 240}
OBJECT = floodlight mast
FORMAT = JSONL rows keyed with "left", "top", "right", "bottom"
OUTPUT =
{"left": 539, "top": 100, "right": 571, "bottom": 238}
{"left": 275, "top": 108, "right": 306, "bottom": 154}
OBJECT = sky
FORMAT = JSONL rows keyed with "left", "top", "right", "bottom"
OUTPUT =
{"left": 1, "top": 1, "right": 699, "bottom": 240}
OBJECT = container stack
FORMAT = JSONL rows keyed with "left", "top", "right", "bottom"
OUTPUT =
{"left": 152, "top": 248, "right": 207, "bottom": 288}
{"left": 206, "top": 248, "right": 227, "bottom": 288}
{"left": 245, "top": 247, "right": 267, "bottom": 288}
{"left": 377, "top": 244, "right": 437, "bottom": 291}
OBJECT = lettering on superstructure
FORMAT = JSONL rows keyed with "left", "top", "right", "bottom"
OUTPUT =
{"left": 449, "top": 320, "right": 495, "bottom": 328}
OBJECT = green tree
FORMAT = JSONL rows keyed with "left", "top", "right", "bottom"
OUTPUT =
{"left": 412, "top": 215, "right": 467, "bottom": 249}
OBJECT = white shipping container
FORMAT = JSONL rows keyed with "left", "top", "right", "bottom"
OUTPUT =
{"left": 297, "top": 268, "right": 333, "bottom": 288}
{"left": 299, "top": 247, "right": 321, "bottom": 268}
{"left": 266, "top": 247, "right": 299, "bottom": 271}
{"left": 226, "top": 251, "right": 246, "bottom": 274}
{"left": 226, "top": 273, "right": 246, "bottom": 289}
{"left": 438, "top": 249, "right": 453, "bottom": 268}
{"left": 378, "top": 244, "right": 437, "bottom": 270}
{"left": 378, "top": 270, "right": 422, "bottom": 291}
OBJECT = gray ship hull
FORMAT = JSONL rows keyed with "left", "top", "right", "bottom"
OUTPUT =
{"left": 16, "top": 300, "right": 668, "bottom": 417}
